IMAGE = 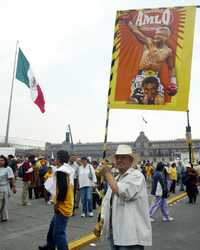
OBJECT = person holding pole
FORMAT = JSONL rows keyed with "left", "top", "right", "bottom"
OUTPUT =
{"left": 100, "top": 145, "right": 152, "bottom": 250}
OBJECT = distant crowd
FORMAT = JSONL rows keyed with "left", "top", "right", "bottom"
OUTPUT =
{"left": 0, "top": 151, "right": 200, "bottom": 250}
{"left": 1, "top": 154, "right": 200, "bottom": 219}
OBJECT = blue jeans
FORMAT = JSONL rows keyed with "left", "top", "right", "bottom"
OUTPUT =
{"left": 178, "top": 174, "right": 185, "bottom": 191}
{"left": 47, "top": 213, "right": 69, "bottom": 250}
{"left": 80, "top": 186, "right": 93, "bottom": 214}
{"left": 149, "top": 196, "right": 169, "bottom": 219}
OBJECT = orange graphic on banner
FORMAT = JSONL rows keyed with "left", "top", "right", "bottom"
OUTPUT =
{"left": 108, "top": 6, "right": 196, "bottom": 111}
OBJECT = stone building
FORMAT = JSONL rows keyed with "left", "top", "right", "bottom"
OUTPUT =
{"left": 45, "top": 132, "right": 200, "bottom": 162}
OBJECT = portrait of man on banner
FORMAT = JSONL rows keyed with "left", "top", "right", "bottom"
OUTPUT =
{"left": 127, "top": 13, "right": 177, "bottom": 105}
{"left": 109, "top": 6, "right": 196, "bottom": 111}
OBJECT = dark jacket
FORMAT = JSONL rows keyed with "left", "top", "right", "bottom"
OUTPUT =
{"left": 186, "top": 168, "right": 198, "bottom": 186}
{"left": 151, "top": 170, "right": 168, "bottom": 198}
{"left": 22, "top": 161, "right": 32, "bottom": 182}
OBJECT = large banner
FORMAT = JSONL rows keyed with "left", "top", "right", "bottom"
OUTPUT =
{"left": 108, "top": 6, "right": 196, "bottom": 111}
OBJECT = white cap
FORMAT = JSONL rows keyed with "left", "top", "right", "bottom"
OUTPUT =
{"left": 115, "top": 145, "right": 133, "bottom": 158}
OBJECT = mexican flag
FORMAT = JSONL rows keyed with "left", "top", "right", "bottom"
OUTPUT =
{"left": 16, "top": 48, "right": 45, "bottom": 113}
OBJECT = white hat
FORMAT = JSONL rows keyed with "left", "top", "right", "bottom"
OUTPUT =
{"left": 115, "top": 145, "right": 133, "bottom": 157}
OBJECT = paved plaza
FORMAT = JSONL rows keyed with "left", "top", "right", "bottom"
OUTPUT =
{"left": 0, "top": 180, "right": 200, "bottom": 250}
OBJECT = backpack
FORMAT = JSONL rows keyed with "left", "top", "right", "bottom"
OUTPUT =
{"left": 18, "top": 165, "right": 25, "bottom": 178}
{"left": 39, "top": 166, "right": 48, "bottom": 177}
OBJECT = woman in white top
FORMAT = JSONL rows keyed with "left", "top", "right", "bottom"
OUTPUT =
{"left": 0, "top": 155, "right": 16, "bottom": 222}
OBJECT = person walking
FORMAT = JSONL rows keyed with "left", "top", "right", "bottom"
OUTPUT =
{"left": 145, "top": 162, "right": 154, "bottom": 190}
{"left": 169, "top": 163, "right": 177, "bottom": 193}
{"left": 7, "top": 155, "right": 17, "bottom": 179}
{"left": 0, "top": 155, "right": 16, "bottom": 222}
{"left": 28, "top": 160, "right": 40, "bottom": 200}
{"left": 39, "top": 150, "right": 74, "bottom": 250}
{"left": 176, "top": 159, "right": 185, "bottom": 191}
{"left": 43, "top": 166, "right": 54, "bottom": 204}
{"left": 184, "top": 164, "right": 198, "bottom": 204}
{"left": 100, "top": 145, "right": 152, "bottom": 250}
{"left": 21, "top": 155, "right": 35, "bottom": 206}
{"left": 149, "top": 162, "right": 173, "bottom": 222}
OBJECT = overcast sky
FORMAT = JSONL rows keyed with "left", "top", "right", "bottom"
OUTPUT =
{"left": 0, "top": 0, "right": 200, "bottom": 146}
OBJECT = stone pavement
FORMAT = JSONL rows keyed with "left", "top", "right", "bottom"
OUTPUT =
{"left": 82, "top": 194, "right": 200, "bottom": 250}
{"left": 0, "top": 179, "right": 97, "bottom": 250}
{"left": 0, "top": 180, "right": 199, "bottom": 250}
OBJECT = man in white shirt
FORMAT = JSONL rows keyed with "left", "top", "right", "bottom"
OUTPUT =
{"left": 101, "top": 145, "right": 152, "bottom": 250}
{"left": 78, "top": 157, "right": 97, "bottom": 217}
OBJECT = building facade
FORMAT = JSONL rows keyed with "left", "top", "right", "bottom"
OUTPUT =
{"left": 45, "top": 132, "right": 200, "bottom": 162}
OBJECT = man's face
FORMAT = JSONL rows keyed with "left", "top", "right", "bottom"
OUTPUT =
{"left": 81, "top": 159, "right": 88, "bottom": 166}
{"left": 114, "top": 155, "right": 133, "bottom": 173}
{"left": 0, "top": 157, "right": 6, "bottom": 167}
{"left": 40, "top": 159, "right": 46, "bottom": 166}
{"left": 70, "top": 155, "right": 76, "bottom": 163}
{"left": 143, "top": 82, "right": 157, "bottom": 98}
{"left": 154, "top": 27, "right": 170, "bottom": 43}
{"left": 76, "top": 158, "right": 82, "bottom": 166}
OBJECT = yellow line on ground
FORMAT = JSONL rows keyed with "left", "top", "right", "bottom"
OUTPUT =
{"left": 69, "top": 233, "right": 97, "bottom": 250}
{"left": 69, "top": 192, "right": 188, "bottom": 249}
{"left": 167, "top": 192, "right": 187, "bottom": 205}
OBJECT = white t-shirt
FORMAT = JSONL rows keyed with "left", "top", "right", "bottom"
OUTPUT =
{"left": 0, "top": 167, "right": 14, "bottom": 192}
{"left": 78, "top": 164, "right": 97, "bottom": 188}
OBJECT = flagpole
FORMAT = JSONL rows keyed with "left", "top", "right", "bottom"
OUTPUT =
{"left": 4, "top": 41, "right": 19, "bottom": 146}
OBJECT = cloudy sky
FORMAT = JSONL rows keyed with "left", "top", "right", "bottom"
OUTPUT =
{"left": 0, "top": 0, "right": 200, "bottom": 146}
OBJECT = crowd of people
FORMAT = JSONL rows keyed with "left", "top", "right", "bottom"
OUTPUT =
{"left": 0, "top": 149, "right": 200, "bottom": 250}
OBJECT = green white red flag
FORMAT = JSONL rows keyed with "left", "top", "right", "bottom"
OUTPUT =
{"left": 16, "top": 48, "right": 45, "bottom": 113}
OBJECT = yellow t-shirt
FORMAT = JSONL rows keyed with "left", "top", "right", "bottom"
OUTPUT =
{"left": 56, "top": 184, "right": 74, "bottom": 217}
{"left": 145, "top": 166, "right": 154, "bottom": 177}
{"left": 169, "top": 167, "right": 177, "bottom": 181}
{"left": 44, "top": 172, "right": 53, "bottom": 181}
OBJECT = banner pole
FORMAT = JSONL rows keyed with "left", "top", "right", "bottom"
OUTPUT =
{"left": 102, "top": 105, "right": 110, "bottom": 159}
{"left": 5, "top": 40, "right": 19, "bottom": 146}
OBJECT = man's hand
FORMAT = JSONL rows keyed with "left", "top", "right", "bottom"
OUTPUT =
{"left": 12, "top": 186, "right": 17, "bottom": 194}
{"left": 54, "top": 204, "right": 59, "bottom": 214}
{"left": 97, "top": 161, "right": 111, "bottom": 176}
